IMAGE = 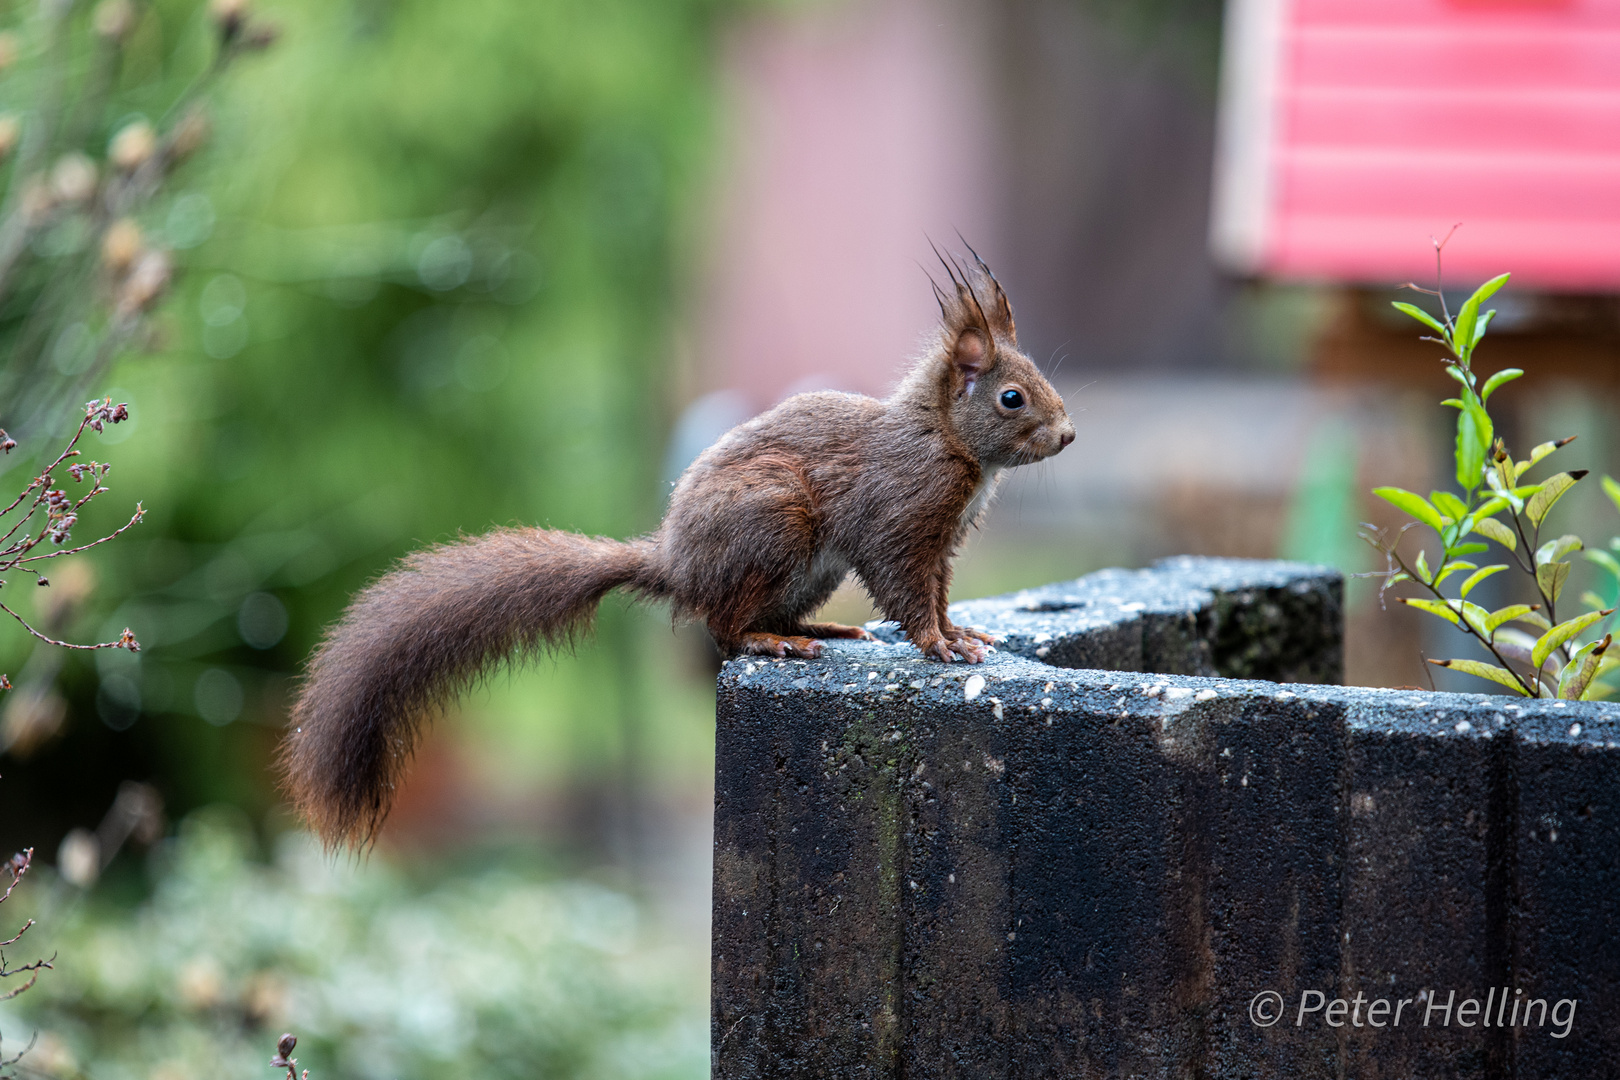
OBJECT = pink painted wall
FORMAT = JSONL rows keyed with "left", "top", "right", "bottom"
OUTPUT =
{"left": 700, "top": 0, "right": 998, "bottom": 408}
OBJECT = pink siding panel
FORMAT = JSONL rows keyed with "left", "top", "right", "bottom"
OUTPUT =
{"left": 1284, "top": 90, "right": 1620, "bottom": 154}
{"left": 1254, "top": 0, "right": 1620, "bottom": 287}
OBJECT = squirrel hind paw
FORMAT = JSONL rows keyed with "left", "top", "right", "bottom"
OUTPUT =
{"left": 803, "top": 621, "right": 876, "bottom": 642}
{"left": 736, "top": 632, "right": 824, "bottom": 659}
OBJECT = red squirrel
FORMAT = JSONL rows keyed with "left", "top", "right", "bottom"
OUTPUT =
{"left": 281, "top": 250, "right": 1074, "bottom": 844}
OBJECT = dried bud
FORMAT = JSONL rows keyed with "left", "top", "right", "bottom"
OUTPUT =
{"left": 48, "top": 513, "right": 76, "bottom": 544}
{"left": 101, "top": 218, "right": 142, "bottom": 275}
{"left": 92, "top": 0, "right": 136, "bottom": 40}
{"left": 0, "top": 32, "right": 18, "bottom": 73}
{"left": 209, "top": 0, "right": 247, "bottom": 41}
{"left": 277, "top": 1034, "right": 297, "bottom": 1058}
{"left": 117, "top": 627, "right": 139, "bottom": 651}
{"left": 111, "top": 403, "right": 129, "bottom": 423}
{"left": 0, "top": 675, "right": 11, "bottom": 692}
{"left": 108, "top": 120, "right": 156, "bottom": 172}
{"left": 35, "top": 577, "right": 47, "bottom": 587}
{"left": 168, "top": 108, "right": 210, "bottom": 162}
{"left": 0, "top": 429, "right": 14, "bottom": 454}
{"left": 116, "top": 249, "right": 172, "bottom": 317}
{"left": 50, "top": 153, "right": 99, "bottom": 206}
{"left": 0, "top": 114, "right": 20, "bottom": 162}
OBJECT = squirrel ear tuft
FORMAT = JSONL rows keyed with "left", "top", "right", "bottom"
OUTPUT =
{"left": 959, "top": 238, "right": 1016, "bottom": 343}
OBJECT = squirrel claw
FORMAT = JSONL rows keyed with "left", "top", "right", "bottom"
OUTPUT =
{"left": 949, "top": 640, "right": 988, "bottom": 664}
{"left": 941, "top": 627, "right": 991, "bottom": 663}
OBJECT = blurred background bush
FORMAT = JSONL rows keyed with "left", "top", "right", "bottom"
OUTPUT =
{"left": 2, "top": 0, "right": 1618, "bottom": 1074}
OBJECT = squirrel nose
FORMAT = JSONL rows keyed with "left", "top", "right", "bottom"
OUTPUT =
{"left": 1059, "top": 429, "right": 1075, "bottom": 448}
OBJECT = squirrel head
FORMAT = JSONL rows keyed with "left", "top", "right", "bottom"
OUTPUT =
{"left": 927, "top": 247, "right": 1074, "bottom": 468}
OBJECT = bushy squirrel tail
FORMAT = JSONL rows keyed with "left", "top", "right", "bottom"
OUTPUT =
{"left": 280, "top": 527, "right": 660, "bottom": 846}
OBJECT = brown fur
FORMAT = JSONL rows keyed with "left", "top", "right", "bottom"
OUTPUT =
{"left": 281, "top": 252, "right": 1074, "bottom": 845}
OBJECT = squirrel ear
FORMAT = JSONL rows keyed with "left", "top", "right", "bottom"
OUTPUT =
{"left": 951, "top": 329, "right": 989, "bottom": 398}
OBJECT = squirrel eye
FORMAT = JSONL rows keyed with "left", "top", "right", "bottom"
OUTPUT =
{"left": 999, "top": 388, "right": 1025, "bottom": 410}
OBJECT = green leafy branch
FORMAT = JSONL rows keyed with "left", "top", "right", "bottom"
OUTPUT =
{"left": 1362, "top": 245, "right": 1619, "bottom": 699}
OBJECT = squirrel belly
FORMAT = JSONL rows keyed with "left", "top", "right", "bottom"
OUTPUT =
{"left": 282, "top": 249, "right": 1074, "bottom": 845}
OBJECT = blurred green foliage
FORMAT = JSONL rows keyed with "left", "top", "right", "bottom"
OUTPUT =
{"left": 2, "top": 809, "right": 707, "bottom": 1079}
{"left": 0, "top": 0, "right": 742, "bottom": 851}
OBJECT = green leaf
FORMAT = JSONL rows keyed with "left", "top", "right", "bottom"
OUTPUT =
{"left": 1459, "top": 564, "right": 1509, "bottom": 598}
{"left": 1450, "top": 542, "right": 1488, "bottom": 557}
{"left": 1460, "top": 601, "right": 1492, "bottom": 638}
{"left": 1391, "top": 301, "right": 1448, "bottom": 336}
{"left": 1537, "top": 560, "right": 1572, "bottom": 603}
{"left": 1433, "top": 560, "right": 1476, "bottom": 587}
{"left": 1486, "top": 604, "right": 1536, "bottom": 633}
{"left": 1458, "top": 399, "right": 1490, "bottom": 492}
{"left": 1485, "top": 468, "right": 1529, "bottom": 513}
{"left": 1526, "top": 471, "right": 1583, "bottom": 527}
{"left": 1473, "top": 309, "right": 1497, "bottom": 346}
{"left": 1431, "top": 658, "right": 1531, "bottom": 696}
{"left": 1582, "top": 591, "right": 1610, "bottom": 612}
{"left": 1480, "top": 367, "right": 1523, "bottom": 402}
{"left": 1519, "top": 437, "right": 1573, "bottom": 477}
{"left": 1475, "top": 517, "right": 1517, "bottom": 550}
{"left": 1517, "top": 608, "right": 1552, "bottom": 631}
{"left": 1532, "top": 609, "right": 1611, "bottom": 670}
{"left": 1496, "top": 625, "right": 1539, "bottom": 651}
{"left": 1400, "top": 597, "right": 1459, "bottom": 625}
{"left": 1414, "top": 548, "right": 1432, "bottom": 584}
{"left": 1431, "top": 490, "right": 1469, "bottom": 521}
{"left": 1454, "top": 272, "right": 1511, "bottom": 356}
{"left": 1373, "top": 487, "right": 1447, "bottom": 533}
{"left": 1604, "top": 475, "right": 1620, "bottom": 515}
{"left": 1557, "top": 634, "right": 1611, "bottom": 700}
{"left": 1585, "top": 548, "right": 1620, "bottom": 579}
{"left": 1536, "top": 534, "right": 1584, "bottom": 566}
{"left": 1456, "top": 409, "right": 1485, "bottom": 492}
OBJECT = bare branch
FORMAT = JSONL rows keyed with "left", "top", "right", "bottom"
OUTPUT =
{"left": 0, "top": 601, "right": 138, "bottom": 652}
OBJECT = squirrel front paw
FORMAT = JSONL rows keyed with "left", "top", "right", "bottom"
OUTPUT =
{"left": 917, "top": 635, "right": 988, "bottom": 664}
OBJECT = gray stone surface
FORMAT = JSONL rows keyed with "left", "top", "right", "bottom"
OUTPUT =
{"left": 865, "top": 556, "right": 1343, "bottom": 683}
{"left": 714, "top": 558, "right": 1620, "bottom": 1079}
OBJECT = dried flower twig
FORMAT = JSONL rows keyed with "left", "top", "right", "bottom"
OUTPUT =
{"left": 0, "top": 849, "right": 53, "bottom": 1003}
{"left": 0, "top": 399, "right": 142, "bottom": 653}
{"left": 270, "top": 1032, "right": 310, "bottom": 1080}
